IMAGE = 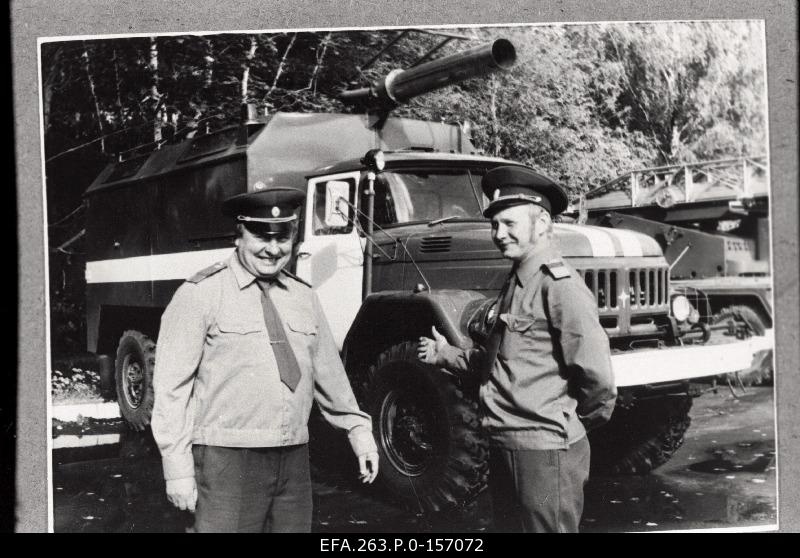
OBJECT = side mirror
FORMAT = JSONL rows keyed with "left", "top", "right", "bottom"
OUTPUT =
{"left": 324, "top": 180, "right": 352, "bottom": 228}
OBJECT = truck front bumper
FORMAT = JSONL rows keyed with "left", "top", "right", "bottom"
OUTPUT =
{"left": 613, "top": 330, "right": 774, "bottom": 388}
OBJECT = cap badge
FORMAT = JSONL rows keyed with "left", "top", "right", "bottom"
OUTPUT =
{"left": 494, "top": 189, "right": 500, "bottom": 200}
{"left": 271, "top": 206, "right": 281, "bottom": 218}
{"left": 254, "top": 181, "right": 267, "bottom": 191}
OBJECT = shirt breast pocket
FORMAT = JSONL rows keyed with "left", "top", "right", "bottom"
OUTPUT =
{"left": 214, "top": 319, "right": 267, "bottom": 361}
{"left": 499, "top": 313, "right": 550, "bottom": 355}
{"left": 285, "top": 318, "right": 318, "bottom": 358}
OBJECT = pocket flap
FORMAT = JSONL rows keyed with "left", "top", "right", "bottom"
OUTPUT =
{"left": 286, "top": 320, "right": 317, "bottom": 335}
{"left": 499, "top": 313, "right": 536, "bottom": 333}
{"left": 217, "top": 320, "right": 264, "bottom": 334}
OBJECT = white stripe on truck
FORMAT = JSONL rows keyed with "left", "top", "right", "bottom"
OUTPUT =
{"left": 85, "top": 226, "right": 660, "bottom": 284}
{"left": 85, "top": 248, "right": 235, "bottom": 284}
{"left": 605, "top": 228, "right": 644, "bottom": 257}
{"left": 556, "top": 224, "right": 657, "bottom": 258}
{"left": 556, "top": 224, "right": 616, "bottom": 257}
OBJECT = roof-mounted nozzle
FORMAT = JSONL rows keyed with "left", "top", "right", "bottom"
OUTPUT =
{"left": 339, "top": 38, "right": 517, "bottom": 110}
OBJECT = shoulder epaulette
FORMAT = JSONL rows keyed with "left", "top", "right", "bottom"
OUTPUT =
{"left": 543, "top": 259, "right": 571, "bottom": 280}
{"left": 186, "top": 261, "right": 227, "bottom": 283}
{"left": 281, "top": 269, "right": 312, "bottom": 288}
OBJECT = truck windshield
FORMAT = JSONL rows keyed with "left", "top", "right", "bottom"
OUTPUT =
{"left": 369, "top": 169, "right": 488, "bottom": 227}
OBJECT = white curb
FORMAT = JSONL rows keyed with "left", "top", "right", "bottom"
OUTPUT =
{"left": 52, "top": 433, "right": 122, "bottom": 449}
{"left": 51, "top": 402, "right": 121, "bottom": 422}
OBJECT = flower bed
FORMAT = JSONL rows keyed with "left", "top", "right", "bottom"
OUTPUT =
{"left": 51, "top": 367, "right": 103, "bottom": 405}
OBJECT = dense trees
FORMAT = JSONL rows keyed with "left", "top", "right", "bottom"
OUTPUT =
{"left": 41, "top": 22, "right": 767, "bottom": 354}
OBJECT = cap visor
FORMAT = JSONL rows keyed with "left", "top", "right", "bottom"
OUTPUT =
{"left": 482, "top": 199, "right": 539, "bottom": 218}
{"left": 242, "top": 221, "right": 296, "bottom": 236}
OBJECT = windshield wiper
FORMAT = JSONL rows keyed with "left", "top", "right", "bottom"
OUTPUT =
{"left": 427, "top": 215, "right": 462, "bottom": 226}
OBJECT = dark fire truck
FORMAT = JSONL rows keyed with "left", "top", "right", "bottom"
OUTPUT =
{"left": 582, "top": 157, "right": 773, "bottom": 385}
{"left": 82, "top": 38, "right": 766, "bottom": 512}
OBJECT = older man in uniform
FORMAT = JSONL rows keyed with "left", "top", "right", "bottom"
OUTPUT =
{"left": 152, "top": 186, "right": 378, "bottom": 533}
{"left": 418, "top": 166, "right": 616, "bottom": 533}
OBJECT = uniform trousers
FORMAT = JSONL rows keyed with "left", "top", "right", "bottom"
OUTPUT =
{"left": 192, "top": 443, "right": 313, "bottom": 533}
{"left": 488, "top": 436, "right": 591, "bottom": 533}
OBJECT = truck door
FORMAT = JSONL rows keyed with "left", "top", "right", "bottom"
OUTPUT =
{"left": 295, "top": 171, "right": 364, "bottom": 349}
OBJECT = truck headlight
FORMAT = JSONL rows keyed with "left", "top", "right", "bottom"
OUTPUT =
{"left": 671, "top": 295, "right": 692, "bottom": 322}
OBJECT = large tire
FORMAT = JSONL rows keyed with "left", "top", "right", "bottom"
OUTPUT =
{"left": 362, "top": 342, "right": 488, "bottom": 513}
{"left": 589, "top": 395, "right": 692, "bottom": 475}
{"left": 712, "top": 305, "right": 773, "bottom": 386}
{"left": 115, "top": 330, "right": 156, "bottom": 431}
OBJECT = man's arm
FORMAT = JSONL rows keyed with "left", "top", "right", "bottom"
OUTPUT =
{"left": 309, "top": 293, "right": 379, "bottom": 483}
{"left": 151, "top": 282, "right": 208, "bottom": 509}
{"left": 548, "top": 278, "right": 617, "bottom": 431}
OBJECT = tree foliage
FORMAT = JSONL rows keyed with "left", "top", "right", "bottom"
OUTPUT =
{"left": 41, "top": 23, "right": 767, "bottom": 355}
{"left": 42, "top": 23, "right": 766, "bottom": 202}
{"left": 600, "top": 21, "right": 766, "bottom": 164}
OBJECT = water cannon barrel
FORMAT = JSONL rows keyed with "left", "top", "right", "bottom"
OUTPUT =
{"left": 339, "top": 38, "right": 516, "bottom": 107}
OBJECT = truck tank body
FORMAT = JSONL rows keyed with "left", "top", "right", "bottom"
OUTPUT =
{"left": 86, "top": 113, "right": 476, "bottom": 198}
{"left": 83, "top": 113, "right": 476, "bottom": 352}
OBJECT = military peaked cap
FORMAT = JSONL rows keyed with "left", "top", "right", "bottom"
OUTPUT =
{"left": 481, "top": 166, "right": 568, "bottom": 218}
{"left": 222, "top": 186, "right": 305, "bottom": 235}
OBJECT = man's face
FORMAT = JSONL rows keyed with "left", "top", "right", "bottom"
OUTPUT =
{"left": 490, "top": 204, "right": 545, "bottom": 262}
{"left": 235, "top": 224, "right": 295, "bottom": 279}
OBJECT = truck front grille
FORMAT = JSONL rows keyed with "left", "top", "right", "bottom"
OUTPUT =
{"left": 628, "top": 267, "right": 668, "bottom": 308}
{"left": 580, "top": 269, "right": 619, "bottom": 309}
{"left": 577, "top": 265, "right": 668, "bottom": 311}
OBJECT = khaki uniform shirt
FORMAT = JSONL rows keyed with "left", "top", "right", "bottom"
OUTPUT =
{"left": 440, "top": 246, "right": 616, "bottom": 450}
{"left": 152, "top": 253, "right": 376, "bottom": 481}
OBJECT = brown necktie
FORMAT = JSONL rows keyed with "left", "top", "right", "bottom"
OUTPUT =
{"left": 480, "top": 265, "right": 518, "bottom": 383}
{"left": 256, "top": 280, "right": 302, "bottom": 391}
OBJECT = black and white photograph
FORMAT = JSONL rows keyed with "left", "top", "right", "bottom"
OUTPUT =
{"left": 8, "top": 1, "right": 797, "bottom": 536}
{"left": 37, "top": 18, "right": 782, "bottom": 533}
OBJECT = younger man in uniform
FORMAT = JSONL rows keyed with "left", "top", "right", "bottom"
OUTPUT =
{"left": 418, "top": 166, "right": 616, "bottom": 532}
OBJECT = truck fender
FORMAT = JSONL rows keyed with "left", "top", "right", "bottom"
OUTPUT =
{"left": 341, "top": 289, "right": 489, "bottom": 373}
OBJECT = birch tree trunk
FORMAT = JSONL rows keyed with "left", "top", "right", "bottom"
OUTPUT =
{"left": 204, "top": 36, "right": 214, "bottom": 89}
{"left": 242, "top": 36, "right": 258, "bottom": 102}
{"left": 265, "top": 33, "right": 297, "bottom": 102}
{"left": 149, "top": 36, "right": 162, "bottom": 143}
{"left": 308, "top": 32, "right": 332, "bottom": 93}
{"left": 81, "top": 43, "right": 105, "bottom": 153}
{"left": 112, "top": 48, "right": 124, "bottom": 132}
{"left": 41, "top": 46, "right": 63, "bottom": 133}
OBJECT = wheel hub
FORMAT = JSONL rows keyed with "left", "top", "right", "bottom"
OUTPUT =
{"left": 381, "top": 389, "right": 436, "bottom": 476}
{"left": 123, "top": 358, "right": 144, "bottom": 408}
